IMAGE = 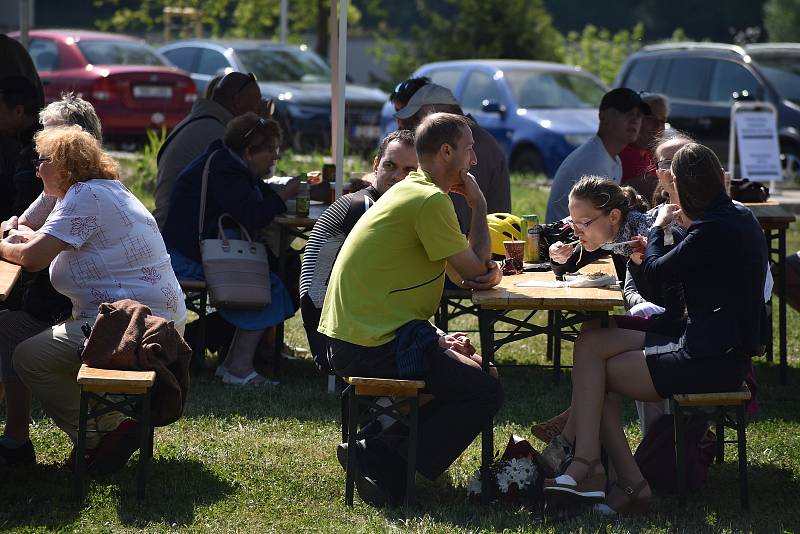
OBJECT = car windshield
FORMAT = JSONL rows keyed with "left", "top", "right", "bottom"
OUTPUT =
{"left": 753, "top": 54, "right": 800, "bottom": 105}
{"left": 506, "top": 70, "right": 606, "bottom": 109}
{"left": 237, "top": 47, "right": 331, "bottom": 83}
{"left": 77, "top": 40, "right": 166, "bottom": 66}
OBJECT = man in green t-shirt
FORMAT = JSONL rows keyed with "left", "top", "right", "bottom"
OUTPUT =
{"left": 318, "top": 112, "right": 503, "bottom": 506}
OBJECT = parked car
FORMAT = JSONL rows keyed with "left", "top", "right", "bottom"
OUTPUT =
{"left": 379, "top": 60, "right": 608, "bottom": 176}
{"left": 614, "top": 42, "right": 800, "bottom": 181}
{"left": 158, "top": 40, "right": 387, "bottom": 152}
{"left": 9, "top": 29, "right": 197, "bottom": 143}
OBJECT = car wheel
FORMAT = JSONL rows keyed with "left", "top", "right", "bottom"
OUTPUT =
{"left": 781, "top": 143, "right": 800, "bottom": 183}
{"left": 512, "top": 148, "right": 545, "bottom": 176}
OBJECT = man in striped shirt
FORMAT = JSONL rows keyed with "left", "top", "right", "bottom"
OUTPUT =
{"left": 300, "top": 130, "right": 418, "bottom": 372}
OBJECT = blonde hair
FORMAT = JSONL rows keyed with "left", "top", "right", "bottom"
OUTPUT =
{"left": 34, "top": 125, "right": 119, "bottom": 194}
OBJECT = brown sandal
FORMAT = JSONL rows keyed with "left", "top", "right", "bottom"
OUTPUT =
{"left": 531, "top": 407, "right": 571, "bottom": 444}
{"left": 594, "top": 478, "right": 652, "bottom": 516}
{"left": 542, "top": 456, "right": 606, "bottom": 501}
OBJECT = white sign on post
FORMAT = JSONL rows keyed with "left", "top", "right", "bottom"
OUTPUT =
{"left": 735, "top": 110, "right": 782, "bottom": 182}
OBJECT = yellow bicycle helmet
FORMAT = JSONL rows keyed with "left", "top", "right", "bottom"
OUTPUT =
{"left": 487, "top": 213, "right": 522, "bottom": 256}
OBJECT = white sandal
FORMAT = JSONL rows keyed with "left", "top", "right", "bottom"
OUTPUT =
{"left": 222, "top": 370, "right": 278, "bottom": 387}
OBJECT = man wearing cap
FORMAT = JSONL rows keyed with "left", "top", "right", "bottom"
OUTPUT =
{"left": 545, "top": 88, "right": 651, "bottom": 223}
{"left": 390, "top": 79, "right": 511, "bottom": 234}
{"left": 153, "top": 71, "right": 266, "bottom": 229}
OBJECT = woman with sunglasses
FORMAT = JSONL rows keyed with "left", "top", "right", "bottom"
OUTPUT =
{"left": 162, "top": 112, "right": 299, "bottom": 386}
{"left": 540, "top": 143, "right": 767, "bottom": 516}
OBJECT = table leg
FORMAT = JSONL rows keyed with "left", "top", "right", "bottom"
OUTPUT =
{"left": 545, "top": 310, "right": 554, "bottom": 362}
{"left": 478, "top": 308, "right": 495, "bottom": 505}
{"left": 274, "top": 227, "right": 290, "bottom": 377}
{"left": 553, "top": 312, "right": 561, "bottom": 385}
{"left": 779, "top": 228, "right": 788, "bottom": 384}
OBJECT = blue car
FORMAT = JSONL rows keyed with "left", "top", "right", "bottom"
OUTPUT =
{"left": 380, "top": 60, "right": 608, "bottom": 176}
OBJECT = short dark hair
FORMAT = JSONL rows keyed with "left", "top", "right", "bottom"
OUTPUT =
{"left": 224, "top": 112, "right": 282, "bottom": 156}
{"left": 377, "top": 129, "right": 415, "bottom": 161}
{"left": 389, "top": 76, "right": 430, "bottom": 105}
{"left": 0, "top": 76, "right": 39, "bottom": 116}
{"left": 415, "top": 113, "right": 470, "bottom": 157}
{"left": 670, "top": 143, "right": 726, "bottom": 220}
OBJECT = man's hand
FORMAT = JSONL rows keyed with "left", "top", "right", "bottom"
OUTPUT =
{"left": 461, "top": 260, "right": 502, "bottom": 290}
{"left": 438, "top": 332, "right": 476, "bottom": 356}
{"left": 449, "top": 172, "right": 485, "bottom": 210}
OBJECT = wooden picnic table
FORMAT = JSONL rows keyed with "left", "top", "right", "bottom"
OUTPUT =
{"left": 471, "top": 257, "right": 624, "bottom": 503}
{"left": 745, "top": 202, "right": 795, "bottom": 384}
{"left": 0, "top": 260, "right": 22, "bottom": 302}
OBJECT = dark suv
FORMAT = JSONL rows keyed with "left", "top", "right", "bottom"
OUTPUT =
{"left": 614, "top": 42, "right": 800, "bottom": 180}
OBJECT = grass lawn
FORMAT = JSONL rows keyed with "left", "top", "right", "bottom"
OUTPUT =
{"left": 2, "top": 175, "right": 799, "bottom": 533}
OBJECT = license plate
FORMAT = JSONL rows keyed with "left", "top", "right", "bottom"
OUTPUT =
{"left": 353, "top": 125, "right": 381, "bottom": 139}
{"left": 133, "top": 85, "right": 172, "bottom": 99}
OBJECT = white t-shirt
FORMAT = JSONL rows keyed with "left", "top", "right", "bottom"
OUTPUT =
{"left": 40, "top": 180, "right": 187, "bottom": 324}
{"left": 546, "top": 135, "right": 623, "bottom": 223}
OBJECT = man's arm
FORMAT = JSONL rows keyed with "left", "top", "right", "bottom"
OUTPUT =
{"left": 446, "top": 173, "right": 492, "bottom": 281}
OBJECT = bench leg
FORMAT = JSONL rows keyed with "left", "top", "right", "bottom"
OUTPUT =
{"left": 674, "top": 404, "right": 687, "bottom": 506}
{"left": 345, "top": 388, "right": 358, "bottom": 506}
{"left": 716, "top": 412, "right": 725, "bottom": 464}
{"left": 340, "top": 385, "right": 350, "bottom": 444}
{"left": 136, "top": 391, "right": 152, "bottom": 500}
{"left": 75, "top": 389, "right": 89, "bottom": 502}
{"left": 405, "top": 397, "right": 419, "bottom": 507}
{"left": 736, "top": 404, "right": 749, "bottom": 510}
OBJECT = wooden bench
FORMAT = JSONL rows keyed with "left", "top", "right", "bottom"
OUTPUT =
{"left": 75, "top": 365, "right": 157, "bottom": 501}
{"left": 341, "top": 377, "right": 426, "bottom": 507}
{"left": 179, "top": 280, "right": 208, "bottom": 374}
{"left": 672, "top": 383, "right": 752, "bottom": 509}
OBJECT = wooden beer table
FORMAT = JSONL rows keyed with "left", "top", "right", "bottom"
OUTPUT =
{"left": 471, "top": 257, "right": 624, "bottom": 503}
{"left": 0, "top": 260, "right": 22, "bottom": 302}
{"left": 746, "top": 202, "right": 796, "bottom": 384}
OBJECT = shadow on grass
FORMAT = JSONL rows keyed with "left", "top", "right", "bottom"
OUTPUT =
{"left": 0, "top": 458, "right": 232, "bottom": 530}
{"left": 115, "top": 457, "right": 233, "bottom": 528}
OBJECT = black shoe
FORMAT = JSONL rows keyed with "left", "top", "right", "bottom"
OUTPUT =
{"left": 339, "top": 440, "right": 390, "bottom": 507}
{"left": 0, "top": 439, "right": 36, "bottom": 466}
{"left": 88, "top": 419, "right": 141, "bottom": 475}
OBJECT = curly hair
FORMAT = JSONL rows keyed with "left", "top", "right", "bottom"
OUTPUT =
{"left": 34, "top": 125, "right": 119, "bottom": 194}
{"left": 38, "top": 92, "right": 103, "bottom": 141}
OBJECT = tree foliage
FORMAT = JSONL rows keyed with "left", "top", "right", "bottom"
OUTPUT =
{"left": 763, "top": 0, "right": 800, "bottom": 42}
{"left": 371, "top": 0, "right": 564, "bottom": 85}
{"left": 561, "top": 23, "right": 645, "bottom": 86}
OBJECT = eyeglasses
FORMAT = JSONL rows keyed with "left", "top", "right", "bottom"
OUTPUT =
{"left": 31, "top": 156, "right": 51, "bottom": 166}
{"left": 656, "top": 159, "right": 672, "bottom": 171}
{"left": 567, "top": 215, "right": 602, "bottom": 231}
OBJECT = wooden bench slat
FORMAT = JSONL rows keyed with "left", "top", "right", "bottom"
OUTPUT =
{"left": 674, "top": 384, "right": 751, "bottom": 406}
{"left": 344, "top": 377, "right": 425, "bottom": 389}
{"left": 77, "top": 364, "right": 156, "bottom": 389}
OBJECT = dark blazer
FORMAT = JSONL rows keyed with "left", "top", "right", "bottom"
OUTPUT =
{"left": 162, "top": 139, "right": 286, "bottom": 263}
{"left": 641, "top": 193, "right": 767, "bottom": 358}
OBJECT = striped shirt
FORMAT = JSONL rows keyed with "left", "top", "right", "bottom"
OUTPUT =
{"left": 299, "top": 186, "right": 380, "bottom": 302}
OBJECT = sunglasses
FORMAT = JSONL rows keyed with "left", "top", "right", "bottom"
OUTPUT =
{"left": 243, "top": 117, "right": 268, "bottom": 142}
{"left": 32, "top": 156, "right": 51, "bottom": 166}
{"left": 657, "top": 159, "right": 672, "bottom": 171}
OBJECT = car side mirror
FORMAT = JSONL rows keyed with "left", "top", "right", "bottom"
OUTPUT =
{"left": 482, "top": 101, "right": 506, "bottom": 117}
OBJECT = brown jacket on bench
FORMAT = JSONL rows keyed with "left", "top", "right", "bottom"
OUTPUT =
{"left": 81, "top": 299, "right": 192, "bottom": 426}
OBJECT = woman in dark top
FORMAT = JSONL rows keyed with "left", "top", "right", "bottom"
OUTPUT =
{"left": 542, "top": 144, "right": 767, "bottom": 514}
{"left": 548, "top": 176, "right": 651, "bottom": 281}
{"left": 162, "top": 113, "right": 299, "bottom": 386}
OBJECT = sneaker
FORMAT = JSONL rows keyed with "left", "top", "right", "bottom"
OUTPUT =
{"left": 88, "top": 419, "right": 141, "bottom": 475}
{"left": 531, "top": 408, "right": 571, "bottom": 444}
{"left": 0, "top": 439, "right": 36, "bottom": 467}
{"left": 337, "top": 439, "right": 391, "bottom": 507}
{"left": 538, "top": 434, "right": 574, "bottom": 477}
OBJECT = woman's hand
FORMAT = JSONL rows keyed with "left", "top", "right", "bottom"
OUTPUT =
{"left": 655, "top": 203, "right": 682, "bottom": 228}
{"left": 629, "top": 235, "right": 647, "bottom": 264}
{"left": 278, "top": 177, "right": 302, "bottom": 201}
{"left": 2, "top": 233, "right": 30, "bottom": 245}
{"left": 548, "top": 241, "right": 575, "bottom": 264}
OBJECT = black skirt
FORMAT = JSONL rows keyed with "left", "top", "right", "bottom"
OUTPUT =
{"left": 644, "top": 332, "right": 750, "bottom": 398}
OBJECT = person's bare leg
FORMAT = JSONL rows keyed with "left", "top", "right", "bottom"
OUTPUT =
{"left": 2, "top": 382, "right": 31, "bottom": 442}
{"left": 225, "top": 328, "right": 267, "bottom": 380}
{"left": 563, "top": 328, "right": 646, "bottom": 482}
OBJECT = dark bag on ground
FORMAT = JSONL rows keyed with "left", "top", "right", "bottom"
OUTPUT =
{"left": 729, "top": 178, "right": 769, "bottom": 203}
{"left": 634, "top": 414, "right": 716, "bottom": 492}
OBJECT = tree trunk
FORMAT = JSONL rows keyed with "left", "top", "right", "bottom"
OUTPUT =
{"left": 315, "top": 0, "right": 329, "bottom": 58}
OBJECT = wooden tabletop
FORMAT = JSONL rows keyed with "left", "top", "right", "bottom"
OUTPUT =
{"left": 745, "top": 202, "right": 796, "bottom": 227}
{"left": 274, "top": 202, "right": 327, "bottom": 227}
{"left": 0, "top": 260, "right": 22, "bottom": 302}
{"left": 471, "top": 257, "right": 625, "bottom": 311}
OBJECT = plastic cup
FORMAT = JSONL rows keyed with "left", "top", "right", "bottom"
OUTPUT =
{"left": 503, "top": 240, "right": 525, "bottom": 270}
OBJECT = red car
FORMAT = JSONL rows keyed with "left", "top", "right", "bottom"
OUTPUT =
{"left": 9, "top": 29, "right": 197, "bottom": 140}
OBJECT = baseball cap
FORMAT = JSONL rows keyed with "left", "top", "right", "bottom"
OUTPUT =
{"left": 599, "top": 88, "right": 651, "bottom": 115}
{"left": 394, "top": 83, "right": 459, "bottom": 120}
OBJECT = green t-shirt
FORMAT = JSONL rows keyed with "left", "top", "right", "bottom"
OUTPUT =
{"left": 318, "top": 170, "right": 469, "bottom": 347}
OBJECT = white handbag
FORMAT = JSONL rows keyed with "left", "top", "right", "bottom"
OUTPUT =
{"left": 198, "top": 151, "right": 271, "bottom": 310}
